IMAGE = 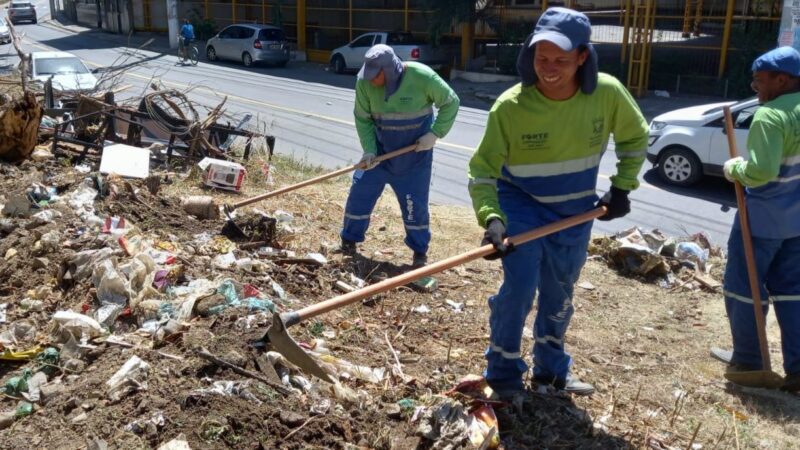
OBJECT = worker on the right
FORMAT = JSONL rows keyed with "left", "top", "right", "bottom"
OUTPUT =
{"left": 722, "top": 46, "right": 800, "bottom": 392}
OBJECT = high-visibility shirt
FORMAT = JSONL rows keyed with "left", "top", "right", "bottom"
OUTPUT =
{"left": 468, "top": 73, "right": 649, "bottom": 228}
{"left": 728, "top": 91, "right": 800, "bottom": 239}
{"left": 354, "top": 62, "right": 459, "bottom": 174}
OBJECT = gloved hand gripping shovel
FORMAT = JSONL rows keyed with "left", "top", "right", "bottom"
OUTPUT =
{"left": 254, "top": 207, "right": 607, "bottom": 382}
{"left": 222, "top": 144, "right": 419, "bottom": 232}
{"left": 721, "top": 106, "right": 783, "bottom": 389}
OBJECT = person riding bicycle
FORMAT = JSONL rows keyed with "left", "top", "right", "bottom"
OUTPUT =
{"left": 179, "top": 19, "right": 195, "bottom": 59}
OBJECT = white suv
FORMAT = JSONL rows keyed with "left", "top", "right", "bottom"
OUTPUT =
{"left": 646, "top": 98, "right": 759, "bottom": 186}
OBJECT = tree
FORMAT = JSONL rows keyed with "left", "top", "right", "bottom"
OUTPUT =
{"left": 421, "top": 0, "right": 496, "bottom": 45}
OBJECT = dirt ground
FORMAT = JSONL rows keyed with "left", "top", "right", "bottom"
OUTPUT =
{"left": 1, "top": 148, "right": 798, "bottom": 450}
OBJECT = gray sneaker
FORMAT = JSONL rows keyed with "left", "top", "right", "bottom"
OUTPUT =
{"left": 536, "top": 373, "right": 595, "bottom": 396}
{"left": 559, "top": 374, "right": 595, "bottom": 396}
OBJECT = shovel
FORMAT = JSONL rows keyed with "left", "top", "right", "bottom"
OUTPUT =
{"left": 223, "top": 143, "right": 419, "bottom": 215}
{"left": 721, "top": 106, "right": 783, "bottom": 389}
{"left": 255, "top": 207, "right": 607, "bottom": 382}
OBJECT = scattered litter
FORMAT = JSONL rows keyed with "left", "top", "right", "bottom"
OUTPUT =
{"left": 305, "top": 252, "right": 328, "bottom": 265}
{"left": 411, "top": 276, "right": 438, "bottom": 293}
{"left": 577, "top": 281, "right": 595, "bottom": 290}
{"left": 157, "top": 435, "right": 192, "bottom": 450}
{"left": 192, "top": 380, "right": 262, "bottom": 404}
{"left": 106, "top": 355, "right": 150, "bottom": 401}
{"left": 99, "top": 143, "right": 152, "bottom": 179}
{"left": 52, "top": 311, "right": 106, "bottom": 342}
{"left": 198, "top": 157, "right": 247, "bottom": 192}
{"left": 317, "top": 354, "right": 385, "bottom": 384}
{"left": 415, "top": 399, "right": 471, "bottom": 449}
{"left": 445, "top": 299, "right": 464, "bottom": 312}
{"left": 413, "top": 305, "right": 431, "bottom": 314}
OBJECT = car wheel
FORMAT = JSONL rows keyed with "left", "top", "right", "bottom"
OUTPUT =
{"left": 331, "top": 54, "right": 346, "bottom": 74}
{"left": 658, "top": 147, "right": 703, "bottom": 186}
{"left": 242, "top": 52, "right": 253, "bottom": 67}
{"left": 207, "top": 46, "right": 217, "bottom": 61}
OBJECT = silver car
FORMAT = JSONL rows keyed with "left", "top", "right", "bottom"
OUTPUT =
{"left": 0, "top": 18, "right": 11, "bottom": 44}
{"left": 206, "top": 24, "right": 290, "bottom": 68}
{"left": 7, "top": 1, "right": 37, "bottom": 24}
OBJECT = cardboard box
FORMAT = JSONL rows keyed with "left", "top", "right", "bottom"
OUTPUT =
{"left": 197, "top": 158, "right": 246, "bottom": 193}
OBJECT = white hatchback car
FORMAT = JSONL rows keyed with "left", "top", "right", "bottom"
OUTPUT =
{"left": 646, "top": 98, "right": 760, "bottom": 186}
{"left": 29, "top": 51, "right": 98, "bottom": 93}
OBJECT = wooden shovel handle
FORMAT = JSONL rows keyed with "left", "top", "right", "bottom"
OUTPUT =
{"left": 722, "top": 106, "right": 772, "bottom": 371}
{"left": 231, "top": 144, "right": 418, "bottom": 210}
{"left": 283, "top": 207, "right": 607, "bottom": 327}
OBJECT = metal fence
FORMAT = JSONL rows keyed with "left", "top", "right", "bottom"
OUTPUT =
{"left": 75, "top": 0, "right": 784, "bottom": 98}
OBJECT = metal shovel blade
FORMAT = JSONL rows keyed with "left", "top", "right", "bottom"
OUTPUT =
{"left": 266, "top": 313, "right": 333, "bottom": 383}
{"left": 724, "top": 368, "right": 784, "bottom": 389}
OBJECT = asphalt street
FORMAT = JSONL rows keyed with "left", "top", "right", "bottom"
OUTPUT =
{"left": 2, "top": 2, "right": 738, "bottom": 246}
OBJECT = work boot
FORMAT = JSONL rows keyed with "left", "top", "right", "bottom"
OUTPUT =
{"left": 337, "top": 239, "right": 357, "bottom": 256}
{"left": 412, "top": 252, "right": 427, "bottom": 268}
{"left": 781, "top": 372, "right": 800, "bottom": 393}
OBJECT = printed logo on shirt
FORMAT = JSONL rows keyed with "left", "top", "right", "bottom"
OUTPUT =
{"left": 398, "top": 97, "right": 413, "bottom": 104}
{"left": 589, "top": 117, "right": 605, "bottom": 147}
{"left": 521, "top": 132, "right": 549, "bottom": 151}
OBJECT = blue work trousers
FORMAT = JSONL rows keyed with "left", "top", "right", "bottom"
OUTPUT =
{"left": 723, "top": 230, "right": 800, "bottom": 376}
{"left": 485, "top": 199, "right": 589, "bottom": 393}
{"left": 340, "top": 163, "right": 432, "bottom": 254}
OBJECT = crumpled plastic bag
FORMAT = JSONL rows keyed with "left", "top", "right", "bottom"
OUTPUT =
{"left": 67, "top": 248, "right": 116, "bottom": 282}
{"left": 415, "top": 399, "right": 471, "bottom": 450}
{"left": 106, "top": 355, "right": 150, "bottom": 401}
{"left": 92, "top": 259, "right": 129, "bottom": 307}
{"left": 51, "top": 311, "right": 106, "bottom": 343}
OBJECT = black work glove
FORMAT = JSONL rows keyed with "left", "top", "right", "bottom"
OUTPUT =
{"left": 596, "top": 186, "right": 631, "bottom": 221}
{"left": 481, "top": 218, "right": 515, "bottom": 260}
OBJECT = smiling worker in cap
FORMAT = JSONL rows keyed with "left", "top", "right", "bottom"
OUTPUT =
{"left": 722, "top": 46, "right": 800, "bottom": 392}
{"left": 468, "top": 7, "right": 649, "bottom": 398}
{"left": 339, "top": 44, "right": 459, "bottom": 268}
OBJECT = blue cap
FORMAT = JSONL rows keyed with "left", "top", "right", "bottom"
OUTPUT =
{"left": 529, "top": 7, "right": 592, "bottom": 51}
{"left": 751, "top": 46, "right": 800, "bottom": 76}
{"left": 517, "top": 7, "right": 599, "bottom": 94}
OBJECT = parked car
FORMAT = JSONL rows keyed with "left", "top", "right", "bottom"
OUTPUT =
{"left": 7, "top": 1, "right": 37, "bottom": 24}
{"left": 0, "top": 18, "right": 11, "bottom": 44}
{"left": 329, "top": 32, "right": 450, "bottom": 74}
{"left": 206, "top": 24, "right": 290, "bottom": 67}
{"left": 28, "top": 51, "right": 99, "bottom": 93}
{"left": 646, "top": 97, "right": 760, "bottom": 186}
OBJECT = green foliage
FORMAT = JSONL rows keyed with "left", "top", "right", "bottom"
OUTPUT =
{"left": 188, "top": 8, "right": 218, "bottom": 41}
{"left": 421, "top": 0, "right": 487, "bottom": 46}
{"left": 725, "top": 20, "right": 780, "bottom": 98}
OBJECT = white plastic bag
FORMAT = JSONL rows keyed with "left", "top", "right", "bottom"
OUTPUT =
{"left": 106, "top": 355, "right": 150, "bottom": 401}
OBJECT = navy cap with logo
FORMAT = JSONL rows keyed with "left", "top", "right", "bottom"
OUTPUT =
{"left": 752, "top": 46, "right": 800, "bottom": 77}
{"left": 516, "top": 7, "right": 599, "bottom": 94}
{"left": 529, "top": 7, "right": 592, "bottom": 52}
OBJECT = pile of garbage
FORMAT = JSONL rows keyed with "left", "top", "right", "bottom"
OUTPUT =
{"left": 590, "top": 227, "right": 723, "bottom": 292}
{"left": 0, "top": 148, "right": 510, "bottom": 449}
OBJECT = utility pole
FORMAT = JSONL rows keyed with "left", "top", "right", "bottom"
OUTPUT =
{"left": 167, "top": 0, "right": 178, "bottom": 49}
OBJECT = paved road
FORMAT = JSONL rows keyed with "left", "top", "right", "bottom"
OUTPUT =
{"left": 4, "top": 2, "right": 738, "bottom": 245}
